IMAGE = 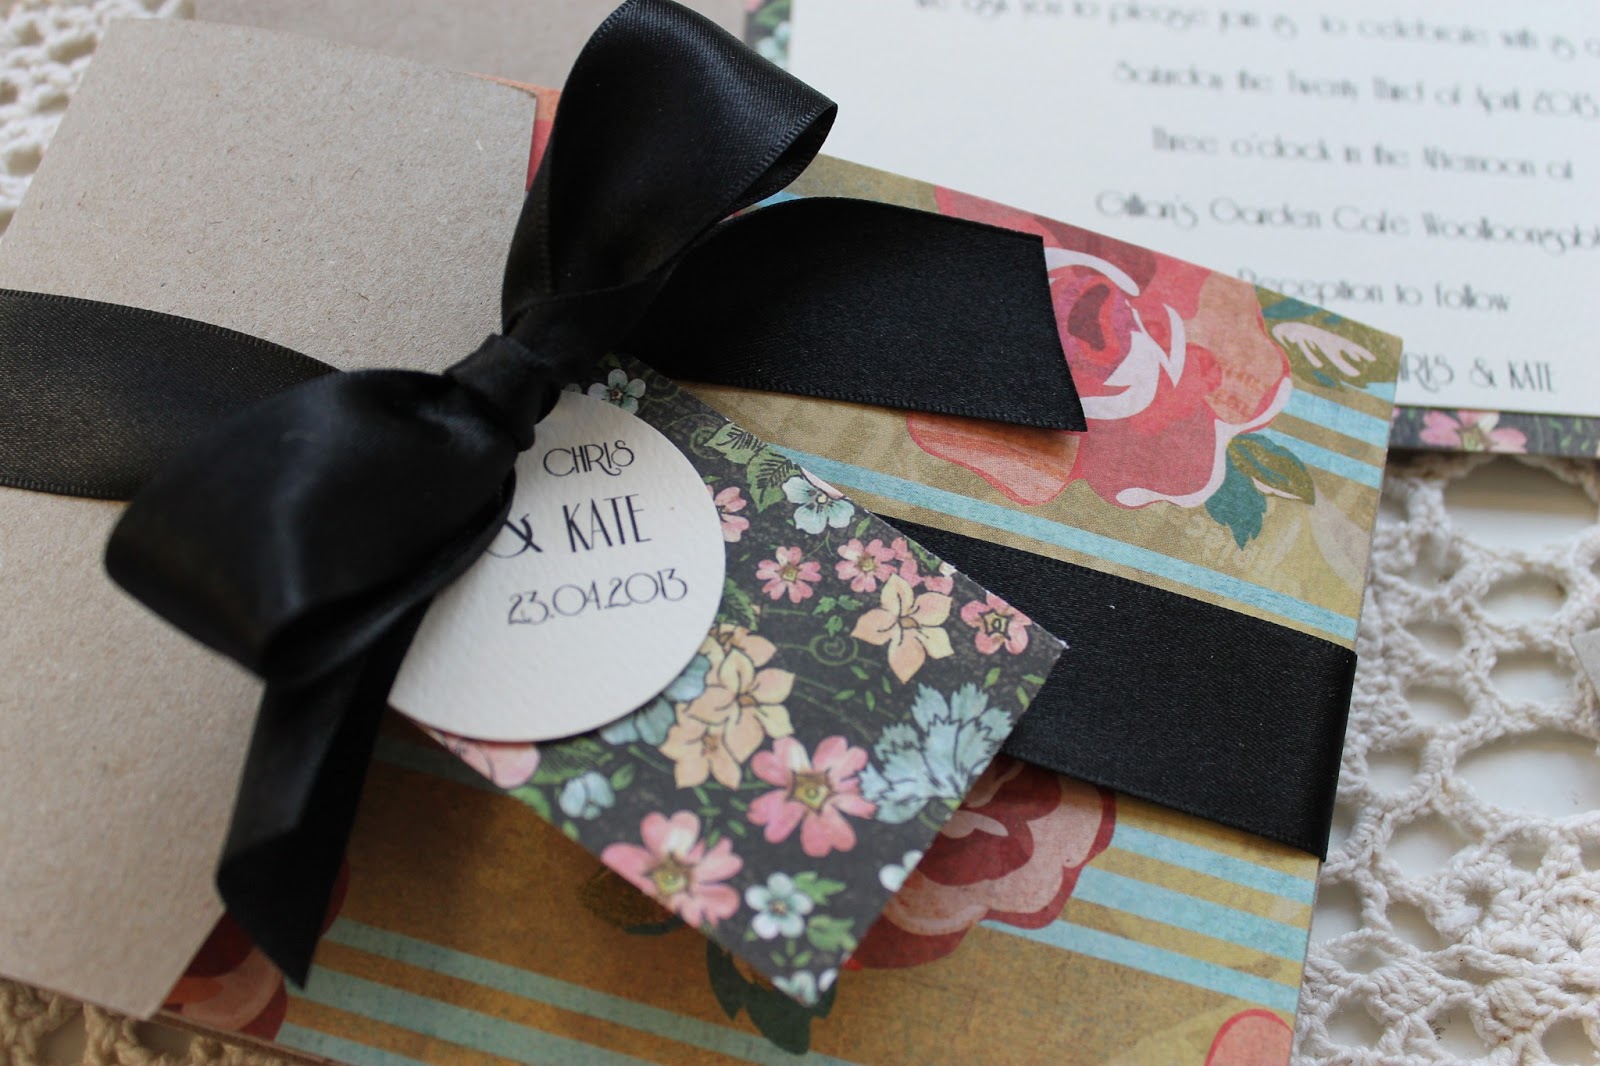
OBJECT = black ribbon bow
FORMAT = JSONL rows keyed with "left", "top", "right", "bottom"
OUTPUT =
{"left": 80, "top": 0, "right": 1080, "bottom": 979}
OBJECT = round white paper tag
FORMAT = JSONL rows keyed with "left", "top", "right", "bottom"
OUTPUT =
{"left": 389, "top": 391, "right": 725, "bottom": 741}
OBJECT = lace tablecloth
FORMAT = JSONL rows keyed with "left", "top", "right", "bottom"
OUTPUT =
{"left": 4, "top": 1, "right": 1598, "bottom": 1062}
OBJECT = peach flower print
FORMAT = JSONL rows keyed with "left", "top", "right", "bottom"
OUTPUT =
{"left": 749, "top": 736, "right": 878, "bottom": 857}
{"left": 602, "top": 811, "right": 742, "bottom": 927}
{"left": 851, "top": 573, "right": 954, "bottom": 682}
{"left": 704, "top": 623, "right": 777, "bottom": 668}
{"left": 669, "top": 642, "right": 796, "bottom": 783}
{"left": 659, "top": 712, "right": 744, "bottom": 789}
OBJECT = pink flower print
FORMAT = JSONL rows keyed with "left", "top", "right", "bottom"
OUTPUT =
{"left": 749, "top": 737, "right": 878, "bottom": 857}
{"left": 425, "top": 728, "right": 541, "bottom": 789}
{"left": 756, "top": 546, "right": 822, "bottom": 603}
{"left": 1418, "top": 409, "right": 1528, "bottom": 453}
{"left": 1204, "top": 1010, "right": 1293, "bottom": 1066}
{"left": 835, "top": 537, "right": 898, "bottom": 593}
{"left": 709, "top": 484, "right": 750, "bottom": 543}
{"left": 851, "top": 573, "right": 955, "bottom": 683}
{"left": 601, "top": 811, "right": 743, "bottom": 927}
{"left": 916, "top": 188, "right": 1292, "bottom": 510}
{"left": 959, "top": 594, "right": 1033, "bottom": 656}
{"left": 922, "top": 562, "right": 956, "bottom": 595}
{"left": 887, "top": 537, "right": 954, "bottom": 594}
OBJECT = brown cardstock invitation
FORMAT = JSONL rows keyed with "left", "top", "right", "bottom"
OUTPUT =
{"left": 0, "top": 20, "right": 536, "bottom": 1016}
{"left": 196, "top": 0, "right": 746, "bottom": 83}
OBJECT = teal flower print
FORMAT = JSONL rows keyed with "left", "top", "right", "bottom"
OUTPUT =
{"left": 878, "top": 849, "right": 924, "bottom": 893}
{"left": 744, "top": 873, "right": 813, "bottom": 940}
{"left": 783, "top": 471, "right": 854, "bottom": 535}
{"left": 587, "top": 368, "right": 646, "bottom": 413}
{"left": 773, "top": 967, "right": 837, "bottom": 1007}
{"left": 559, "top": 771, "right": 616, "bottom": 820}
{"left": 857, "top": 684, "right": 1012, "bottom": 824}
{"left": 600, "top": 653, "right": 710, "bottom": 746}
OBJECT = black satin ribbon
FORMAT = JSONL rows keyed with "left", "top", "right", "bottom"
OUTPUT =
{"left": 891, "top": 519, "right": 1353, "bottom": 858}
{"left": 0, "top": 0, "right": 1087, "bottom": 981}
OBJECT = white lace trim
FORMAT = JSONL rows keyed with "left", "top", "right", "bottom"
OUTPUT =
{"left": 1297, "top": 453, "right": 1600, "bottom": 1065}
{"left": 0, "top": 0, "right": 189, "bottom": 236}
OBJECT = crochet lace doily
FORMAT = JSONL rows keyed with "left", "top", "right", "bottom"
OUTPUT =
{"left": 1298, "top": 453, "right": 1600, "bottom": 1066}
{"left": 4, "top": 2, "right": 1599, "bottom": 1063}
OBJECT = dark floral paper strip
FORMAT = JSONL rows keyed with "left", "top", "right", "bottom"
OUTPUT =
{"left": 422, "top": 353, "right": 1066, "bottom": 1003}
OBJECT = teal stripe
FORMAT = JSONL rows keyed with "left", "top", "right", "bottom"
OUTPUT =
{"left": 1111, "top": 824, "right": 1316, "bottom": 905}
{"left": 754, "top": 190, "right": 803, "bottom": 208}
{"left": 1073, "top": 868, "right": 1308, "bottom": 961}
{"left": 1365, "top": 381, "right": 1397, "bottom": 402}
{"left": 1257, "top": 429, "right": 1383, "bottom": 488}
{"left": 322, "top": 919, "right": 857, "bottom": 1066}
{"left": 985, "top": 922, "right": 1300, "bottom": 1013}
{"left": 277, "top": 1025, "right": 438, "bottom": 1066}
{"left": 298, "top": 967, "right": 652, "bottom": 1066}
{"left": 1284, "top": 389, "right": 1392, "bottom": 448}
{"left": 373, "top": 733, "right": 500, "bottom": 792}
{"left": 777, "top": 447, "right": 1356, "bottom": 642}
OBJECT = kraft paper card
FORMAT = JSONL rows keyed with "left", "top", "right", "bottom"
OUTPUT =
{"left": 197, "top": 0, "right": 745, "bottom": 83}
{"left": 0, "top": 19, "right": 537, "bottom": 1016}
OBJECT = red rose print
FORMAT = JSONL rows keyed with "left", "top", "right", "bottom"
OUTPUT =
{"left": 851, "top": 756, "right": 1114, "bottom": 968}
{"left": 909, "top": 188, "right": 1291, "bottom": 510}
{"left": 166, "top": 863, "right": 349, "bottom": 1038}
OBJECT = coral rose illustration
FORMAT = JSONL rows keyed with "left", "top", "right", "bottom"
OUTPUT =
{"left": 1205, "top": 1009, "right": 1294, "bottom": 1066}
{"left": 910, "top": 188, "right": 1291, "bottom": 510}
{"left": 851, "top": 755, "right": 1115, "bottom": 968}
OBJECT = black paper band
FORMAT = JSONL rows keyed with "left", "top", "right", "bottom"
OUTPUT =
{"left": 890, "top": 518, "right": 1352, "bottom": 858}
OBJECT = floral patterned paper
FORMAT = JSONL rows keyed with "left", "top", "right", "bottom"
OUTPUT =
{"left": 423, "top": 354, "right": 1065, "bottom": 1003}
{"left": 1393, "top": 404, "right": 1600, "bottom": 457}
{"left": 905, "top": 187, "right": 1327, "bottom": 551}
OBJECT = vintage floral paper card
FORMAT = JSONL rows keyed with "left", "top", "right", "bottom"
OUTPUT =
{"left": 423, "top": 353, "right": 1065, "bottom": 1002}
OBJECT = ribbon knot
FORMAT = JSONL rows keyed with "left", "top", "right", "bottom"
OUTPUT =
{"left": 448, "top": 333, "right": 563, "bottom": 449}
